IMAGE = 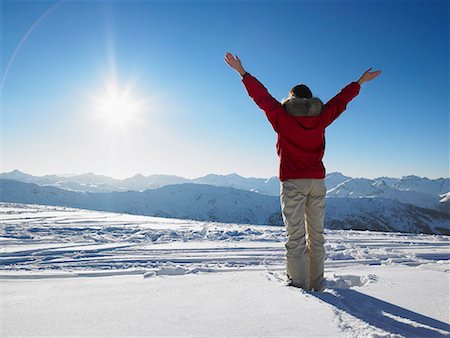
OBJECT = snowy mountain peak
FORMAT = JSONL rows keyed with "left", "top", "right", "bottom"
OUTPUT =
{"left": 0, "top": 169, "right": 36, "bottom": 182}
{"left": 327, "top": 172, "right": 349, "bottom": 179}
{"left": 373, "top": 179, "right": 389, "bottom": 188}
{"left": 79, "top": 172, "right": 97, "bottom": 177}
{"left": 265, "top": 176, "right": 279, "bottom": 184}
{"left": 324, "top": 173, "right": 352, "bottom": 191}
{"left": 3, "top": 169, "right": 29, "bottom": 177}
{"left": 131, "top": 173, "right": 146, "bottom": 179}
{"left": 401, "top": 175, "right": 423, "bottom": 180}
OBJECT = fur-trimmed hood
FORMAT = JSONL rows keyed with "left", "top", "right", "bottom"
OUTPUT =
{"left": 282, "top": 97, "right": 324, "bottom": 117}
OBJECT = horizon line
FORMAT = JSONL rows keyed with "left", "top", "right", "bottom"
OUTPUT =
{"left": 1, "top": 169, "right": 449, "bottom": 182}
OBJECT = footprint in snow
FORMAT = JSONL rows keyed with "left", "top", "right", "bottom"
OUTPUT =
{"left": 264, "top": 271, "right": 378, "bottom": 290}
{"left": 324, "top": 274, "right": 379, "bottom": 289}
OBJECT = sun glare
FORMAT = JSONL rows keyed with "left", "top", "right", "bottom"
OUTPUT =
{"left": 92, "top": 81, "right": 143, "bottom": 130}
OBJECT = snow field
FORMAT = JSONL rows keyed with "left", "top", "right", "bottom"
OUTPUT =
{"left": 1, "top": 203, "right": 449, "bottom": 337}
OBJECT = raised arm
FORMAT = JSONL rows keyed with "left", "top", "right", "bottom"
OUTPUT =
{"left": 225, "top": 52, "right": 282, "bottom": 132}
{"left": 357, "top": 67, "right": 382, "bottom": 86}
{"left": 224, "top": 51, "right": 247, "bottom": 77}
{"left": 322, "top": 67, "right": 382, "bottom": 127}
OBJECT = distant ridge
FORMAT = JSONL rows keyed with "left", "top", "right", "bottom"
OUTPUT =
{"left": 1, "top": 169, "right": 448, "bottom": 212}
{"left": 1, "top": 179, "right": 449, "bottom": 235}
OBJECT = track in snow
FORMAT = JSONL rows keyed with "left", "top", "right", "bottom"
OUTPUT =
{"left": 1, "top": 202, "right": 448, "bottom": 278}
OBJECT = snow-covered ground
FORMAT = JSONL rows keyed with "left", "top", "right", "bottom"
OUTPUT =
{"left": 1, "top": 202, "right": 449, "bottom": 337}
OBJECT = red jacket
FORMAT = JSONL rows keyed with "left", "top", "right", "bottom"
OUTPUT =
{"left": 242, "top": 73, "right": 360, "bottom": 181}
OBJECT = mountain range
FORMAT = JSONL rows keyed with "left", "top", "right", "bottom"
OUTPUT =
{"left": 0, "top": 169, "right": 282, "bottom": 194}
{"left": 1, "top": 173, "right": 450, "bottom": 235}
{"left": 1, "top": 169, "right": 448, "bottom": 211}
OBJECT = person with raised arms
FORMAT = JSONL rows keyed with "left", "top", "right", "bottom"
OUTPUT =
{"left": 225, "top": 52, "right": 381, "bottom": 291}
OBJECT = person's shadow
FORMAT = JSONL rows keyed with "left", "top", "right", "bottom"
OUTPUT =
{"left": 308, "top": 288, "right": 450, "bottom": 337}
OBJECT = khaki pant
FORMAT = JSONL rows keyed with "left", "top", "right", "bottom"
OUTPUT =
{"left": 280, "top": 179, "right": 326, "bottom": 291}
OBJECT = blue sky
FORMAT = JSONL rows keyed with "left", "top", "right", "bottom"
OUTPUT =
{"left": 1, "top": 0, "right": 448, "bottom": 179}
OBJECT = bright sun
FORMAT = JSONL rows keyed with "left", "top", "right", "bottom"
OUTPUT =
{"left": 92, "top": 82, "right": 142, "bottom": 129}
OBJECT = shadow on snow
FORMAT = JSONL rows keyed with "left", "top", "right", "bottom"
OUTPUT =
{"left": 309, "top": 289, "right": 450, "bottom": 337}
